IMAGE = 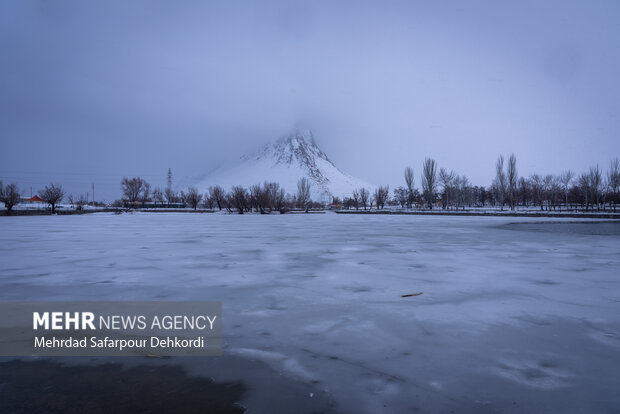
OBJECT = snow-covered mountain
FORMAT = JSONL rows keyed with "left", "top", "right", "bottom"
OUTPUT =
{"left": 199, "top": 129, "right": 375, "bottom": 202}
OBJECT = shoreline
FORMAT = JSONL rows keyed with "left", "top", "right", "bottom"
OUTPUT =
{"left": 334, "top": 210, "right": 620, "bottom": 219}
{"left": 2, "top": 208, "right": 619, "bottom": 219}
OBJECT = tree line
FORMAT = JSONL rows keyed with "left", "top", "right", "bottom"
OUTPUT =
{"left": 2, "top": 155, "right": 619, "bottom": 214}
{"left": 0, "top": 181, "right": 65, "bottom": 213}
{"left": 381, "top": 156, "right": 619, "bottom": 212}
{"left": 117, "top": 176, "right": 320, "bottom": 214}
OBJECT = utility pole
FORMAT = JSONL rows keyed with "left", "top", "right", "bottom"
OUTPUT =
{"left": 92, "top": 183, "right": 95, "bottom": 204}
{"left": 167, "top": 168, "right": 172, "bottom": 190}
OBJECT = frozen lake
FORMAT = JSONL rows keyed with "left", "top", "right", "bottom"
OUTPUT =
{"left": 1, "top": 213, "right": 620, "bottom": 413}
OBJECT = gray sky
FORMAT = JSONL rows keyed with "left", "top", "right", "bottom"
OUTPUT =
{"left": 1, "top": 0, "right": 619, "bottom": 201}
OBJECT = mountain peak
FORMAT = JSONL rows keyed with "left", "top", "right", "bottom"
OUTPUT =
{"left": 242, "top": 128, "right": 328, "bottom": 167}
{"left": 272, "top": 129, "right": 319, "bottom": 154}
{"left": 202, "top": 129, "right": 375, "bottom": 201}
{"left": 267, "top": 129, "right": 329, "bottom": 165}
{"left": 284, "top": 128, "right": 315, "bottom": 145}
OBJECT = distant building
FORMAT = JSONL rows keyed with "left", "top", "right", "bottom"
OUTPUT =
{"left": 20, "top": 195, "right": 45, "bottom": 204}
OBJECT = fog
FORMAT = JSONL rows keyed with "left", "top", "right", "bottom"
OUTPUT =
{"left": 1, "top": 0, "right": 619, "bottom": 202}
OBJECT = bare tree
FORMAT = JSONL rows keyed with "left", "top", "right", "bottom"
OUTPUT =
{"left": 507, "top": 154, "right": 518, "bottom": 210}
{"left": 250, "top": 183, "right": 273, "bottom": 214}
{"left": 495, "top": 155, "right": 506, "bottom": 211}
{"left": 559, "top": 170, "right": 574, "bottom": 210}
{"left": 373, "top": 185, "right": 390, "bottom": 209}
{"left": 421, "top": 158, "right": 437, "bottom": 209}
{"left": 140, "top": 181, "right": 151, "bottom": 203}
{"left": 263, "top": 182, "right": 286, "bottom": 213}
{"left": 404, "top": 167, "right": 415, "bottom": 208}
{"left": 518, "top": 177, "right": 529, "bottom": 207}
{"left": 607, "top": 158, "right": 620, "bottom": 211}
{"left": 393, "top": 187, "right": 408, "bottom": 208}
{"left": 0, "top": 182, "right": 20, "bottom": 212}
{"left": 275, "top": 189, "right": 287, "bottom": 213}
{"left": 541, "top": 175, "right": 553, "bottom": 211}
{"left": 588, "top": 165, "right": 603, "bottom": 211}
{"left": 202, "top": 193, "right": 215, "bottom": 209}
{"left": 529, "top": 174, "right": 544, "bottom": 210}
{"left": 164, "top": 187, "right": 177, "bottom": 207}
{"left": 578, "top": 172, "right": 590, "bottom": 211}
{"left": 438, "top": 168, "right": 455, "bottom": 210}
{"left": 264, "top": 182, "right": 285, "bottom": 212}
{"left": 359, "top": 188, "right": 369, "bottom": 210}
{"left": 249, "top": 184, "right": 261, "bottom": 213}
{"left": 552, "top": 176, "right": 562, "bottom": 210}
{"left": 229, "top": 186, "right": 248, "bottom": 214}
{"left": 152, "top": 187, "right": 164, "bottom": 207}
{"left": 352, "top": 189, "right": 360, "bottom": 210}
{"left": 456, "top": 175, "right": 470, "bottom": 210}
{"left": 185, "top": 187, "right": 203, "bottom": 210}
{"left": 121, "top": 177, "right": 150, "bottom": 204}
{"left": 40, "top": 183, "right": 65, "bottom": 213}
{"left": 209, "top": 186, "right": 225, "bottom": 211}
{"left": 297, "top": 177, "right": 311, "bottom": 212}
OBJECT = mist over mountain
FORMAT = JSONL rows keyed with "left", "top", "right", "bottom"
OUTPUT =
{"left": 199, "top": 129, "right": 375, "bottom": 201}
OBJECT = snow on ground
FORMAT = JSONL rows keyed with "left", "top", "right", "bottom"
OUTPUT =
{"left": 1, "top": 213, "right": 619, "bottom": 413}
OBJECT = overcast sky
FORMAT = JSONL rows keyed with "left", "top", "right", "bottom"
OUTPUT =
{"left": 1, "top": 0, "right": 619, "bottom": 201}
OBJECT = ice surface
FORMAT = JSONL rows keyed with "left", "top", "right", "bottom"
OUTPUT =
{"left": 1, "top": 213, "right": 619, "bottom": 413}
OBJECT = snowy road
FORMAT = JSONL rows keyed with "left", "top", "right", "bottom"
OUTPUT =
{"left": 1, "top": 213, "right": 619, "bottom": 413}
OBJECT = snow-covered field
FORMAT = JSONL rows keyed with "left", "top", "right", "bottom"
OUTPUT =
{"left": 1, "top": 213, "right": 619, "bottom": 413}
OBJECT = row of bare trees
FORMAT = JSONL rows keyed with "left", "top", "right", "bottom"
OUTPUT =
{"left": 139, "top": 153, "right": 616, "bottom": 213}
{"left": 381, "top": 156, "right": 620, "bottom": 212}
{"left": 339, "top": 185, "right": 391, "bottom": 210}
{"left": 490, "top": 156, "right": 620, "bottom": 212}
{"left": 119, "top": 176, "right": 318, "bottom": 213}
{"left": 120, "top": 177, "right": 193, "bottom": 208}
{"left": 0, "top": 181, "right": 65, "bottom": 213}
{"left": 209, "top": 178, "right": 317, "bottom": 213}
{"left": 386, "top": 157, "right": 475, "bottom": 210}
{"left": 6, "top": 156, "right": 616, "bottom": 214}
{"left": 213, "top": 178, "right": 318, "bottom": 213}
